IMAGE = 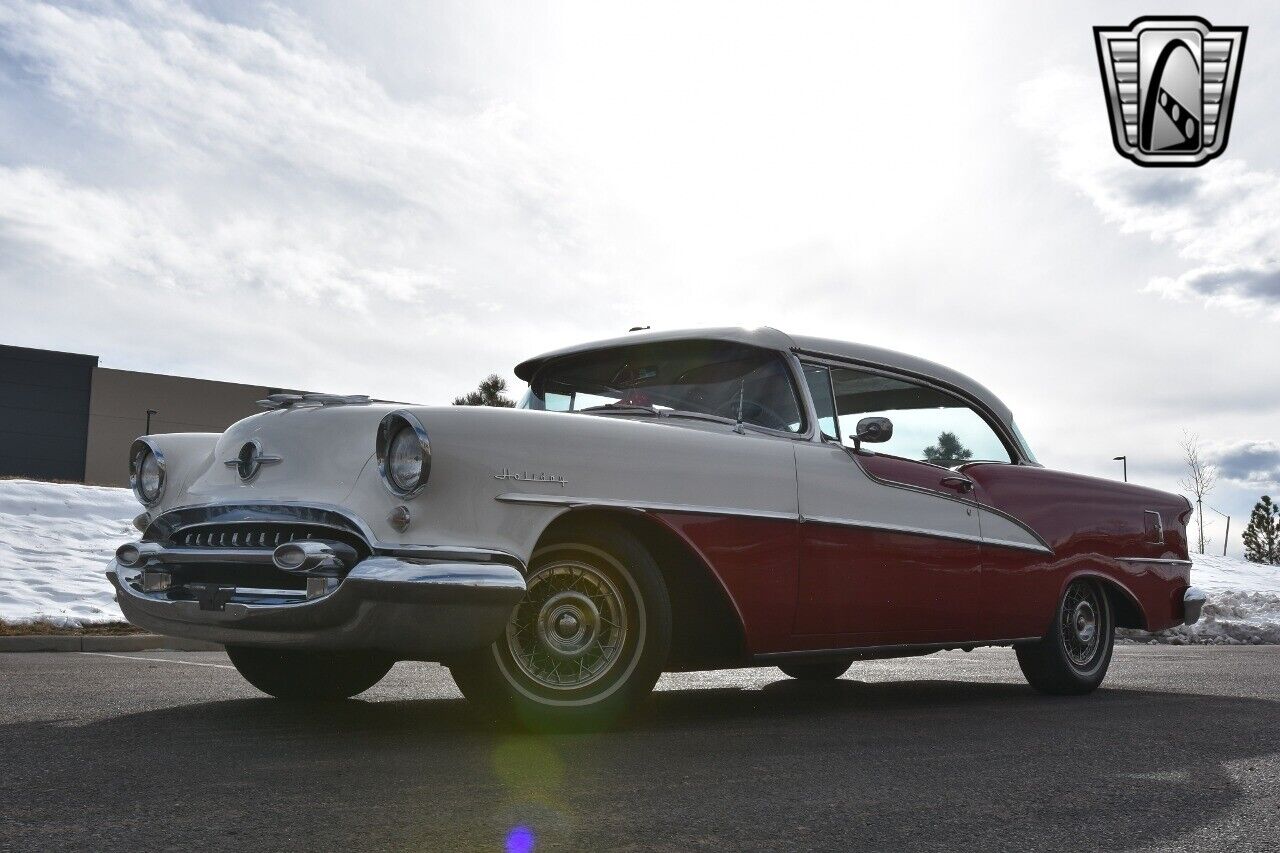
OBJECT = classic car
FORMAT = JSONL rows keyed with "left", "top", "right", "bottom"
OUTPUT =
{"left": 108, "top": 327, "right": 1205, "bottom": 729}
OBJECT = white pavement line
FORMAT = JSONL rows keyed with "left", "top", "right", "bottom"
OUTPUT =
{"left": 78, "top": 652, "right": 234, "bottom": 669}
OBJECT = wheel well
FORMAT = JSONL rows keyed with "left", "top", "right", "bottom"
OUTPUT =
{"left": 1093, "top": 577, "right": 1146, "bottom": 630}
{"left": 537, "top": 508, "right": 747, "bottom": 669}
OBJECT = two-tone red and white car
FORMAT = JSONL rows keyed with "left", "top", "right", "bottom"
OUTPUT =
{"left": 109, "top": 327, "right": 1204, "bottom": 729}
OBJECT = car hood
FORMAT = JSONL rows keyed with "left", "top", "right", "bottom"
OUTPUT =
{"left": 173, "top": 403, "right": 403, "bottom": 508}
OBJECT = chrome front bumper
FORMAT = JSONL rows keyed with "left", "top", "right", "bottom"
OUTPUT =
{"left": 1183, "top": 586, "right": 1207, "bottom": 626}
{"left": 108, "top": 555, "right": 526, "bottom": 660}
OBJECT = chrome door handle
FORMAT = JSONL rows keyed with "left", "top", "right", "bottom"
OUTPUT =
{"left": 939, "top": 476, "right": 974, "bottom": 493}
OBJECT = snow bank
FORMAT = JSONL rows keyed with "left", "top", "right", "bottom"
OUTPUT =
{"left": 1129, "top": 553, "right": 1280, "bottom": 645}
{"left": 0, "top": 478, "right": 136, "bottom": 625}
{"left": 1, "top": 478, "right": 1278, "bottom": 637}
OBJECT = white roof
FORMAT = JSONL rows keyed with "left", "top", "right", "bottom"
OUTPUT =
{"left": 514, "top": 326, "right": 1016, "bottom": 429}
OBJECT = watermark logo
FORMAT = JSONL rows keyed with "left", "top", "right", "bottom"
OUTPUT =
{"left": 1094, "top": 16, "right": 1247, "bottom": 167}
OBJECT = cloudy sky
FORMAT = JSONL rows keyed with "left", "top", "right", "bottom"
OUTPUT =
{"left": 1, "top": 0, "right": 1276, "bottom": 553}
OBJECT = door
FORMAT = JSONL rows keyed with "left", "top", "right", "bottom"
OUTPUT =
{"left": 792, "top": 364, "right": 1012, "bottom": 644}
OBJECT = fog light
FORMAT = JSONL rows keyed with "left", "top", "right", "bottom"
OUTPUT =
{"left": 116, "top": 541, "right": 162, "bottom": 568}
{"left": 142, "top": 570, "right": 171, "bottom": 593}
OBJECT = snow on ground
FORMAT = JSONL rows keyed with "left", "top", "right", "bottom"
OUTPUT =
{"left": 0, "top": 478, "right": 1279, "bottom": 639}
{"left": 0, "top": 479, "right": 135, "bottom": 625}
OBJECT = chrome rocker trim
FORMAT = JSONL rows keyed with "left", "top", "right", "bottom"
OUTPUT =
{"left": 1183, "top": 586, "right": 1207, "bottom": 626}
{"left": 108, "top": 555, "right": 527, "bottom": 660}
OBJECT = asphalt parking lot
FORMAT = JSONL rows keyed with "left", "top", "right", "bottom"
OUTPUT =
{"left": 1, "top": 645, "right": 1278, "bottom": 852}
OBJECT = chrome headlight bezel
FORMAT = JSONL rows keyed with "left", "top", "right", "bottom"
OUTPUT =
{"left": 376, "top": 411, "right": 432, "bottom": 499}
{"left": 129, "top": 438, "right": 166, "bottom": 507}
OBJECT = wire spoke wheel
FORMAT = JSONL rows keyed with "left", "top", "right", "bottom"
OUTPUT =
{"left": 449, "top": 523, "right": 672, "bottom": 731}
{"left": 505, "top": 558, "right": 630, "bottom": 691}
{"left": 1060, "top": 580, "right": 1104, "bottom": 669}
{"left": 1016, "top": 576, "right": 1115, "bottom": 696}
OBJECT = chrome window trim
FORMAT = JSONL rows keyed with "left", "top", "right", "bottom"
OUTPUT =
{"left": 792, "top": 348, "right": 1026, "bottom": 464}
{"left": 376, "top": 410, "right": 432, "bottom": 499}
{"left": 129, "top": 438, "right": 166, "bottom": 507}
{"left": 793, "top": 357, "right": 842, "bottom": 444}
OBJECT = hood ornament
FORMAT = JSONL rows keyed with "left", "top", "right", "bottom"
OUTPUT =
{"left": 256, "top": 393, "right": 372, "bottom": 410}
{"left": 226, "top": 439, "right": 282, "bottom": 482}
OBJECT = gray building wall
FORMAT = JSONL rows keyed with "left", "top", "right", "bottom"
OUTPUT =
{"left": 0, "top": 345, "right": 98, "bottom": 482}
{"left": 83, "top": 367, "right": 298, "bottom": 487}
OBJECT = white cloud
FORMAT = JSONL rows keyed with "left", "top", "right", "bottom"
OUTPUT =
{"left": 1017, "top": 68, "right": 1280, "bottom": 320}
{"left": 0, "top": 0, "right": 604, "bottom": 398}
{"left": 1210, "top": 440, "right": 1280, "bottom": 489}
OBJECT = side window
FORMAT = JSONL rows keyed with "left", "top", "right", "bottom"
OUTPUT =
{"left": 802, "top": 364, "right": 839, "bottom": 441}
{"left": 827, "top": 366, "right": 1012, "bottom": 465}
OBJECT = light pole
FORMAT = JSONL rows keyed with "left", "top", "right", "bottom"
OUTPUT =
{"left": 145, "top": 409, "right": 157, "bottom": 434}
{"left": 1207, "top": 506, "right": 1230, "bottom": 557}
{"left": 1112, "top": 455, "right": 1127, "bottom": 482}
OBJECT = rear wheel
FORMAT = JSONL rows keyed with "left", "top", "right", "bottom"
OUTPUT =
{"left": 226, "top": 646, "right": 393, "bottom": 700}
{"left": 778, "top": 659, "right": 853, "bottom": 681}
{"left": 449, "top": 522, "right": 671, "bottom": 732}
{"left": 1016, "top": 578, "right": 1114, "bottom": 695}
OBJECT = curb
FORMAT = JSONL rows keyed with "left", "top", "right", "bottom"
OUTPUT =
{"left": 0, "top": 634, "right": 223, "bottom": 653}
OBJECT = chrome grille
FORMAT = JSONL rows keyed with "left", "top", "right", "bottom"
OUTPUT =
{"left": 164, "top": 523, "right": 369, "bottom": 559}
{"left": 176, "top": 527, "right": 308, "bottom": 549}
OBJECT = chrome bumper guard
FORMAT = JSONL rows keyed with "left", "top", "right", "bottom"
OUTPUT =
{"left": 108, "top": 554, "right": 526, "bottom": 660}
{"left": 1183, "top": 586, "right": 1207, "bottom": 626}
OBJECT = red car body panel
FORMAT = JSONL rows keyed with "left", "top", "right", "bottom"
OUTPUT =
{"left": 652, "top": 460, "right": 1192, "bottom": 658}
{"left": 652, "top": 512, "right": 798, "bottom": 654}
{"left": 963, "top": 462, "right": 1192, "bottom": 636}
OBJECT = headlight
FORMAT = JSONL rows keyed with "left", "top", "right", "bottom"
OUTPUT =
{"left": 376, "top": 411, "right": 431, "bottom": 498}
{"left": 129, "top": 439, "right": 166, "bottom": 506}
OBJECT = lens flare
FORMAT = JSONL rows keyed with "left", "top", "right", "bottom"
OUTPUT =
{"left": 506, "top": 825, "right": 535, "bottom": 853}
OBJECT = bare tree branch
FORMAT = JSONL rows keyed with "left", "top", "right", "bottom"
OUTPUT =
{"left": 1178, "top": 431, "right": 1218, "bottom": 555}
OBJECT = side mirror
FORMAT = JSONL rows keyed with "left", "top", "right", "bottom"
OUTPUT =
{"left": 855, "top": 416, "right": 893, "bottom": 444}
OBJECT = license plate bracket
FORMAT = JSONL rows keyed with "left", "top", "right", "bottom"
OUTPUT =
{"left": 187, "top": 583, "right": 236, "bottom": 612}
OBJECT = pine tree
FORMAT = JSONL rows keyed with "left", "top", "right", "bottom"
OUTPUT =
{"left": 1242, "top": 495, "right": 1280, "bottom": 565}
{"left": 924, "top": 431, "right": 973, "bottom": 464}
{"left": 453, "top": 375, "right": 516, "bottom": 407}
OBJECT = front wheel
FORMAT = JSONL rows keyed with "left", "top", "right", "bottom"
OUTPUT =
{"left": 226, "top": 646, "right": 393, "bottom": 700}
{"left": 1016, "top": 578, "right": 1114, "bottom": 695}
{"left": 448, "top": 522, "right": 672, "bottom": 732}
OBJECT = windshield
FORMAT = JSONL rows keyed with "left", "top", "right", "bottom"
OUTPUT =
{"left": 1010, "top": 419, "right": 1039, "bottom": 464}
{"left": 519, "top": 340, "right": 805, "bottom": 433}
